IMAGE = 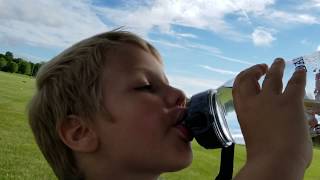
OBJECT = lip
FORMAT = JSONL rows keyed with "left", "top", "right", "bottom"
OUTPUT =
{"left": 173, "top": 107, "right": 188, "bottom": 126}
{"left": 174, "top": 124, "right": 193, "bottom": 142}
{"left": 169, "top": 107, "right": 193, "bottom": 142}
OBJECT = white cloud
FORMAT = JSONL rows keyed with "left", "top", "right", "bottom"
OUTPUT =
{"left": 199, "top": 65, "right": 239, "bottom": 75}
{"left": 0, "top": 0, "right": 108, "bottom": 48}
{"left": 167, "top": 75, "right": 223, "bottom": 96}
{"left": 14, "top": 52, "right": 45, "bottom": 63}
{"left": 151, "top": 38, "right": 254, "bottom": 65}
{"left": 298, "top": 0, "right": 320, "bottom": 10}
{"left": 186, "top": 43, "right": 221, "bottom": 55}
{"left": 151, "top": 38, "right": 222, "bottom": 54}
{"left": 317, "top": 45, "right": 320, "bottom": 51}
{"left": 176, "top": 33, "right": 198, "bottom": 39}
{"left": 1, "top": 0, "right": 317, "bottom": 49}
{"left": 314, "top": 0, "right": 320, "bottom": 7}
{"left": 252, "top": 27, "right": 276, "bottom": 46}
{"left": 150, "top": 39, "right": 187, "bottom": 49}
{"left": 95, "top": 0, "right": 275, "bottom": 41}
{"left": 265, "top": 10, "right": 319, "bottom": 24}
{"left": 213, "top": 54, "right": 254, "bottom": 65}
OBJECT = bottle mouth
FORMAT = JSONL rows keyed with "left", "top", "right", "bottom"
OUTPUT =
{"left": 183, "top": 89, "right": 233, "bottom": 149}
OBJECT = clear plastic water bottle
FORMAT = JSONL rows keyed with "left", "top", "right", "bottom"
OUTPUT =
{"left": 185, "top": 51, "right": 320, "bottom": 147}
{"left": 216, "top": 51, "right": 320, "bottom": 144}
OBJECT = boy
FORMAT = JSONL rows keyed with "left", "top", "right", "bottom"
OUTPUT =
{"left": 28, "top": 30, "right": 312, "bottom": 180}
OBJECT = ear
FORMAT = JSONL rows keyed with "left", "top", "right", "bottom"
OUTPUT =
{"left": 57, "top": 115, "right": 99, "bottom": 153}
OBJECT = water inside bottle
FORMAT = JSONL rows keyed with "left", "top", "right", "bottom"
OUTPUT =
{"left": 215, "top": 85, "right": 320, "bottom": 145}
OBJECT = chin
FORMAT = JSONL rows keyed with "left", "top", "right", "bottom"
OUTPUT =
{"left": 166, "top": 161, "right": 192, "bottom": 173}
{"left": 164, "top": 152, "right": 193, "bottom": 172}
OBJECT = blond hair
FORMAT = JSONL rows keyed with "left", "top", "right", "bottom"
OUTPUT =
{"left": 28, "top": 30, "right": 161, "bottom": 180}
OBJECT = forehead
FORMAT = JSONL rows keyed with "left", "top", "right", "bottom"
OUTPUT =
{"left": 104, "top": 44, "right": 163, "bottom": 75}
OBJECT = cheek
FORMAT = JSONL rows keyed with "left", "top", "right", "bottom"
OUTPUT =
{"left": 104, "top": 95, "right": 168, "bottom": 138}
{"left": 122, "top": 111, "right": 168, "bottom": 145}
{"left": 127, "top": 112, "right": 164, "bottom": 134}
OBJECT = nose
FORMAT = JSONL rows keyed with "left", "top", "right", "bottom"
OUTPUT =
{"left": 164, "top": 86, "right": 187, "bottom": 107}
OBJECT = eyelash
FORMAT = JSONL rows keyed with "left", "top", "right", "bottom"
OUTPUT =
{"left": 135, "top": 84, "right": 154, "bottom": 92}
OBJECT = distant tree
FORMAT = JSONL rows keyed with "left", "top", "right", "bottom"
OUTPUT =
{"left": 18, "top": 61, "right": 24, "bottom": 73}
{"left": 29, "top": 62, "right": 34, "bottom": 73}
{"left": 7, "top": 61, "right": 18, "bottom": 73}
{"left": 0, "top": 57, "right": 7, "bottom": 70}
{"left": 5, "top": 51, "right": 13, "bottom": 61}
{"left": 25, "top": 62, "right": 32, "bottom": 75}
{"left": 31, "top": 62, "right": 44, "bottom": 76}
{"left": 18, "top": 60, "right": 31, "bottom": 75}
{"left": 13, "top": 57, "right": 23, "bottom": 64}
{"left": 0, "top": 51, "right": 45, "bottom": 75}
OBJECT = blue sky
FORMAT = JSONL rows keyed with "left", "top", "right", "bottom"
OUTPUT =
{"left": 1, "top": 0, "right": 320, "bottom": 96}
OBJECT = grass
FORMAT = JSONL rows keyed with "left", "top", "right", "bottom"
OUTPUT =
{"left": 161, "top": 144, "right": 246, "bottom": 179}
{"left": 0, "top": 71, "right": 56, "bottom": 179}
{"left": 0, "top": 71, "right": 319, "bottom": 179}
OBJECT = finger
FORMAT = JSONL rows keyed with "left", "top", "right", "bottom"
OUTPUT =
{"left": 283, "top": 68, "right": 306, "bottom": 99}
{"left": 262, "top": 58, "right": 285, "bottom": 94}
{"left": 233, "top": 64, "right": 268, "bottom": 99}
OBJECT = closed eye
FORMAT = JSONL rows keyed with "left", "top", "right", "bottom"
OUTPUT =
{"left": 134, "top": 84, "right": 154, "bottom": 92}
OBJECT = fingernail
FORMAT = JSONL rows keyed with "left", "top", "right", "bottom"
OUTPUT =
{"left": 274, "top": 58, "right": 284, "bottom": 63}
{"left": 294, "top": 67, "right": 307, "bottom": 74}
{"left": 258, "top": 63, "right": 266, "bottom": 67}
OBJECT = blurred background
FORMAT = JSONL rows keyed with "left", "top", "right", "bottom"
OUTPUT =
{"left": 1, "top": 0, "right": 320, "bottom": 179}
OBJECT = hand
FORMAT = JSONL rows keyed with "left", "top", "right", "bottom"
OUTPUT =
{"left": 233, "top": 58, "right": 312, "bottom": 179}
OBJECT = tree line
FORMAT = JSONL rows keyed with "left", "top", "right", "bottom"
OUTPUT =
{"left": 0, "top": 51, "right": 44, "bottom": 76}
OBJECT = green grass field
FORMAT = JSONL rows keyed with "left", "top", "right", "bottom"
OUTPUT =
{"left": 0, "top": 71, "right": 319, "bottom": 179}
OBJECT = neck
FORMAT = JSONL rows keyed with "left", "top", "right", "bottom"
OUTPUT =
{"left": 77, "top": 154, "right": 161, "bottom": 180}
{"left": 86, "top": 166, "right": 161, "bottom": 180}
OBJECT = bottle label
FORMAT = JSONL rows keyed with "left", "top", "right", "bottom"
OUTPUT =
{"left": 293, "top": 56, "right": 307, "bottom": 72}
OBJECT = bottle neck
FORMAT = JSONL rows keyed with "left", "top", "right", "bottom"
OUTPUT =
{"left": 184, "top": 89, "right": 233, "bottom": 149}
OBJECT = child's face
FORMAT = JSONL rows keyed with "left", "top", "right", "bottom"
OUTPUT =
{"left": 94, "top": 44, "right": 192, "bottom": 173}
